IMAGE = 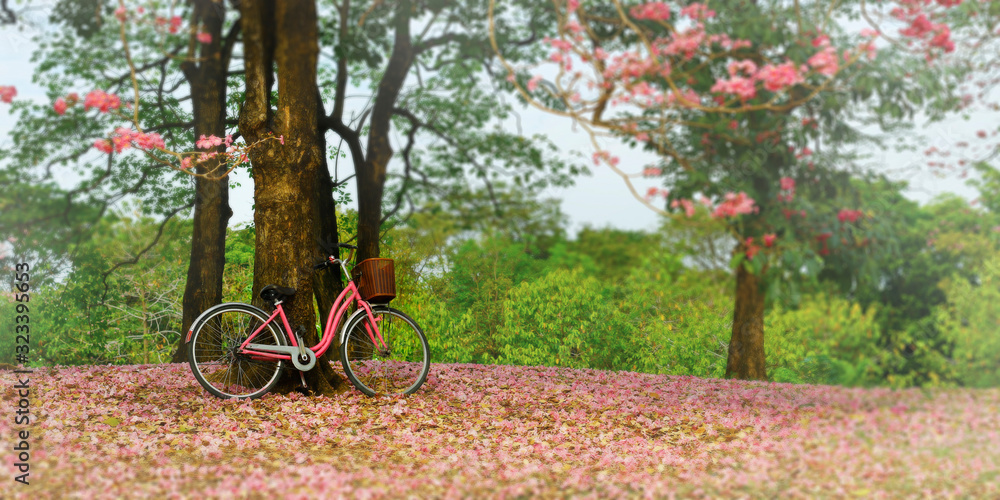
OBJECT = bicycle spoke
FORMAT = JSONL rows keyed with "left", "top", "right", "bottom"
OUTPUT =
{"left": 341, "top": 308, "right": 429, "bottom": 396}
{"left": 189, "top": 305, "right": 284, "bottom": 400}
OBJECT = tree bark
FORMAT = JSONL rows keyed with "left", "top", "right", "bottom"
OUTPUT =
{"left": 172, "top": 0, "right": 232, "bottom": 363}
{"left": 240, "top": 0, "right": 344, "bottom": 394}
{"left": 725, "top": 256, "right": 768, "bottom": 380}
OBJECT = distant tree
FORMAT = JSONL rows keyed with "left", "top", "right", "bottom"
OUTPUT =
{"left": 490, "top": 0, "right": 996, "bottom": 379}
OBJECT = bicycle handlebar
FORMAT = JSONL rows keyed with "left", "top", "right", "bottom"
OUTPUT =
{"left": 313, "top": 242, "right": 359, "bottom": 271}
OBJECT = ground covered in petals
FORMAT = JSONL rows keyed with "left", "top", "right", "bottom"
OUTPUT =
{"left": 2, "top": 363, "right": 998, "bottom": 499}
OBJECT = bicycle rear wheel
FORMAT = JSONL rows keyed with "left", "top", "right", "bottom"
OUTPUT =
{"left": 340, "top": 307, "right": 430, "bottom": 396}
{"left": 188, "top": 303, "right": 286, "bottom": 400}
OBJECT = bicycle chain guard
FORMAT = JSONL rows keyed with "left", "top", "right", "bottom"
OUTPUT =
{"left": 246, "top": 343, "right": 317, "bottom": 371}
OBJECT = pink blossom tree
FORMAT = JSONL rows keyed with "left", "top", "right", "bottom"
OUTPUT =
{"left": 489, "top": 0, "right": 999, "bottom": 379}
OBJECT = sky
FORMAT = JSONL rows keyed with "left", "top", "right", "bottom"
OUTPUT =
{"left": 1, "top": 3, "right": 991, "bottom": 239}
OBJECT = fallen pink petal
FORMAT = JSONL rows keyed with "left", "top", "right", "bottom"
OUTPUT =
{"left": 1, "top": 364, "right": 997, "bottom": 498}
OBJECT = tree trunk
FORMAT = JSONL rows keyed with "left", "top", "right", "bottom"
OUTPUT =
{"left": 725, "top": 258, "right": 768, "bottom": 380}
{"left": 312, "top": 121, "right": 343, "bottom": 342}
{"left": 240, "top": 0, "right": 344, "bottom": 395}
{"left": 355, "top": 1, "right": 416, "bottom": 261}
{"left": 172, "top": 0, "right": 232, "bottom": 363}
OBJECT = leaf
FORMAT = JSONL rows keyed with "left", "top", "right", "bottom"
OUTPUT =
{"left": 101, "top": 417, "right": 121, "bottom": 427}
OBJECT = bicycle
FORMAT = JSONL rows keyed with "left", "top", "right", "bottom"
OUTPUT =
{"left": 184, "top": 242, "right": 430, "bottom": 399}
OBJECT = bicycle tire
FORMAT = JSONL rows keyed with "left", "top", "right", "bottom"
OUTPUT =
{"left": 188, "top": 303, "right": 287, "bottom": 400}
{"left": 340, "top": 307, "right": 430, "bottom": 396}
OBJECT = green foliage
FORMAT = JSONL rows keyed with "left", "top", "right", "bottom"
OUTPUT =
{"left": 15, "top": 211, "right": 191, "bottom": 366}
{"left": 222, "top": 224, "right": 255, "bottom": 303}
{"left": 935, "top": 258, "right": 1000, "bottom": 388}
{"left": 491, "top": 269, "right": 645, "bottom": 370}
{"left": 765, "top": 294, "right": 884, "bottom": 386}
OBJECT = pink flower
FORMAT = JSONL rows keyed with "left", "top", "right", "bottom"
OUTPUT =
{"left": 816, "top": 231, "right": 832, "bottom": 255}
{"left": 680, "top": 3, "right": 715, "bottom": 19}
{"left": 808, "top": 46, "right": 839, "bottom": 76}
{"left": 780, "top": 177, "right": 796, "bottom": 191}
{"left": 812, "top": 35, "right": 831, "bottom": 48}
{"left": 643, "top": 167, "right": 662, "bottom": 177}
{"left": 901, "top": 15, "right": 935, "bottom": 38}
{"left": 196, "top": 134, "right": 224, "bottom": 149}
{"left": 838, "top": 209, "right": 863, "bottom": 223}
{"left": 712, "top": 192, "right": 756, "bottom": 218}
{"left": 667, "top": 88, "right": 701, "bottom": 107}
{"left": 671, "top": 198, "right": 696, "bottom": 217}
{"left": 757, "top": 62, "right": 803, "bottom": 92}
{"left": 83, "top": 90, "right": 121, "bottom": 113}
{"left": 134, "top": 132, "right": 165, "bottom": 150}
{"left": 925, "top": 23, "right": 955, "bottom": 53}
{"left": 763, "top": 234, "right": 777, "bottom": 247}
{"left": 53, "top": 97, "right": 68, "bottom": 115}
{"left": 180, "top": 157, "right": 192, "bottom": 170}
{"left": 858, "top": 41, "right": 878, "bottom": 60}
{"left": 660, "top": 28, "right": 706, "bottom": 59}
{"left": 196, "top": 32, "right": 212, "bottom": 44}
{"left": 977, "top": 130, "right": 987, "bottom": 139}
{"left": 727, "top": 60, "right": 758, "bottom": 77}
{"left": 110, "top": 127, "right": 136, "bottom": 153}
{"left": 527, "top": 75, "right": 543, "bottom": 92}
{"left": 630, "top": 2, "right": 671, "bottom": 21}
{"left": 278, "top": 135, "right": 284, "bottom": 145}
{"left": 0, "top": 85, "right": 16, "bottom": 103}
{"left": 169, "top": 16, "right": 183, "bottom": 34}
{"left": 567, "top": 0, "right": 579, "bottom": 14}
{"left": 711, "top": 76, "right": 757, "bottom": 100}
{"left": 93, "top": 139, "right": 113, "bottom": 154}
{"left": 545, "top": 37, "right": 574, "bottom": 52}
{"left": 114, "top": 6, "right": 127, "bottom": 22}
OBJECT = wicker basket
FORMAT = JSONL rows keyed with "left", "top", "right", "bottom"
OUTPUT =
{"left": 352, "top": 258, "right": 396, "bottom": 303}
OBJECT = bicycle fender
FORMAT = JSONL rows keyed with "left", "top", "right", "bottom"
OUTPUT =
{"left": 184, "top": 302, "right": 270, "bottom": 343}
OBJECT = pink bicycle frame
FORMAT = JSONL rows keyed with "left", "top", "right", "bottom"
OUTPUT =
{"left": 237, "top": 279, "right": 388, "bottom": 363}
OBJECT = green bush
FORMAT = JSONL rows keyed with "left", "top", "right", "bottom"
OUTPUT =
{"left": 490, "top": 268, "right": 645, "bottom": 370}
{"left": 764, "top": 293, "right": 886, "bottom": 386}
{"left": 935, "top": 258, "right": 1000, "bottom": 387}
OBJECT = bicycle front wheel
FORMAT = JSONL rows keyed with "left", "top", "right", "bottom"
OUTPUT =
{"left": 188, "top": 303, "right": 286, "bottom": 400}
{"left": 340, "top": 307, "right": 430, "bottom": 396}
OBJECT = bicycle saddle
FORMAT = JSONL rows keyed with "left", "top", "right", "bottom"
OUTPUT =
{"left": 259, "top": 284, "right": 296, "bottom": 302}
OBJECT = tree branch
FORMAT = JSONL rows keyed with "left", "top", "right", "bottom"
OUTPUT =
{"left": 99, "top": 201, "right": 194, "bottom": 304}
